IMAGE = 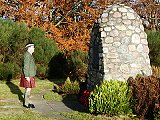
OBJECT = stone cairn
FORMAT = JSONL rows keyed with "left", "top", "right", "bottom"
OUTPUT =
{"left": 88, "top": 4, "right": 152, "bottom": 91}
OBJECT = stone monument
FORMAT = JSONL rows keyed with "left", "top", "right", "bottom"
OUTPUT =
{"left": 88, "top": 4, "right": 152, "bottom": 91}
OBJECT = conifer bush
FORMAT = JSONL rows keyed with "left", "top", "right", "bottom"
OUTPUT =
{"left": 89, "top": 80, "right": 132, "bottom": 115}
{"left": 66, "top": 51, "right": 88, "bottom": 81}
{"left": 48, "top": 52, "right": 69, "bottom": 79}
{"left": 147, "top": 30, "right": 160, "bottom": 66}
{"left": 0, "top": 62, "right": 19, "bottom": 80}
{"left": 0, "top": 19, "right": 60, "bottom": 80}
{"left": 0, "top": 20, "right": 29, "bottom": 80}
{"left": 48, "top": 50, "right": 88, "bottom": 80}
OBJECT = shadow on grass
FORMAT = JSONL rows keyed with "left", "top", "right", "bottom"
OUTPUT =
{"left": 5, "top": 74, "right": 24, "bottom": 103}
{"left": 62, "top": 94, "right": 89, "bottom": 113}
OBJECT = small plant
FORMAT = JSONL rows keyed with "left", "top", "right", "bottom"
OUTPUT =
{"left": 60, "top": 77, "right": 80, "bottom": 94}
{"left": 89, "top": 80, "right": 132, "bottom": 115}
{"left": 152, "top": 66, "right": 160, "bottom": 77}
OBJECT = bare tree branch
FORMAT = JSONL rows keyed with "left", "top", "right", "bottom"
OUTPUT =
{"left": 55, "top": 0, "right": 82, "bottom": 27}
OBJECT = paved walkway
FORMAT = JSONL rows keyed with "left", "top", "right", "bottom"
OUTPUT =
{"left": 0, "top": 99, "right": 24, "bottom": 114}
{"left": 0, "top": 90, "right": 88, "bottom": 119}
{"left": 30, "top": 90, "right": 88, "bottom": 120}
{"left": 0, "top": 90, "right": 132, "bottom": 120}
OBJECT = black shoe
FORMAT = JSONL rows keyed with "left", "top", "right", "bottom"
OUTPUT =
{"left": 23, "top": 105, "right": 30, "bottom": 108}
{"left": 28, "top": 104, "right": 35, "bottom": 108}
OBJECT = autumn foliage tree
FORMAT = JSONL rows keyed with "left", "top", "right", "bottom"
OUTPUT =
{"left": 0, "top": 0, "right": 102, "bottom": 52}
{"left": 125, "top": 0, "right": 160, "bottom": 31}
{"left": 0, "top": 0, "right": 159, "bottom": 52}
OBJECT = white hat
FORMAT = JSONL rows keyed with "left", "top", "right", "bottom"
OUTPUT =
{"left": 25, "top": 43, "right": 34, "bottom": 48}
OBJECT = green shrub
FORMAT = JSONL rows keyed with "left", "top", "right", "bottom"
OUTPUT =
{"left": 89, "top": 80, "right": 132, "bottom": 115}
{"left": 66, "top": 50, "right": 88, "bottom": 81}
{"left": 48, "top": 50, "right": 88, "bottom": 80}
{"left": 60, "top": 77, "right": 80, "bottom": 94}
{"left": 29, "top": 27, "right": 59, "bottom": 64}
{"left": 48, "top": 52, "right": 69, "bottom": 79}
{"left": 0, "top": 62, "right": 19, "bottom": 80}
{"left": 146, "top": 30, "right": 160, "bottom": 66}
{"left": 36, "top": 64, "right": 47, "bottom": 79}
{"left": 0, "top": 20, "right": 29, "bottom": 70}
{"left": 0, "top": 20, "right": 60, "bottom": 79}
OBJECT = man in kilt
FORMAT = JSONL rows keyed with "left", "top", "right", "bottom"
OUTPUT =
{"left": 20, "top": 42, "right": 37, "bottom": 108}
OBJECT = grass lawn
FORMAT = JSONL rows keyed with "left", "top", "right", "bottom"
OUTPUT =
{"left": 0, "top": 78, "right": 54, "bottom": 120}
{"left": 0, "top": 78, "right": 138, "bottom": 120}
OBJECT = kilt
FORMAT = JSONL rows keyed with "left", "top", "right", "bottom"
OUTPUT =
{"left": 20, "top": 75, "right": 35, "bottom": 88}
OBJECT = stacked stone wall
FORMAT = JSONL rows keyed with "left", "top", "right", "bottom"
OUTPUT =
{"left": 88, "top": 4, "right": 152, "bottom": 90}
